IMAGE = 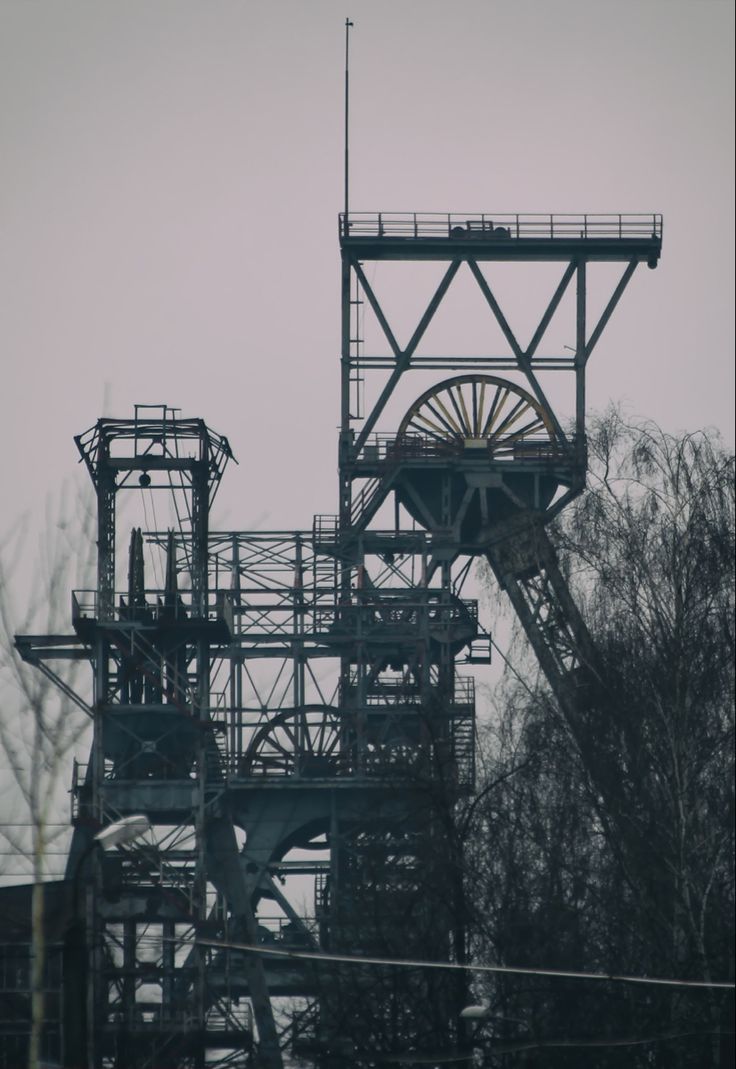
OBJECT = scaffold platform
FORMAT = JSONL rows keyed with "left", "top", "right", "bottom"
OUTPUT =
{"left": 340, "top": 211, "right": 662, "bottom": 264}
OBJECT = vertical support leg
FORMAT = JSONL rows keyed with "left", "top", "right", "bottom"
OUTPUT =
{"left": 205, "top": 819, "right": 284, "bottom": 1069}
{"left": 340, "top": 256, "right": 354, "bottom": 538}
{"left": 85, "top": 877, "right": 97, "bottom": 1069}
{"left": 575, "top": 259, "right": 587, "bottom": 453}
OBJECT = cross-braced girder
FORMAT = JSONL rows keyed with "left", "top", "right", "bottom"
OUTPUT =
{"left": 486, "top": 515, "right": 600, "bottom": 692}
{"left": 339, "top": 217, "right": 660, "bottom": 550}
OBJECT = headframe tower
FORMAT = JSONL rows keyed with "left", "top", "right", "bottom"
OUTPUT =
{"left": 15, "top": 151, "right": 662, "bottom": 1069}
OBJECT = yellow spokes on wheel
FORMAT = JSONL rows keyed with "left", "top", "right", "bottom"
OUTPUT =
{"left": 398, "top": 375, "right": 555, "bottom": 455}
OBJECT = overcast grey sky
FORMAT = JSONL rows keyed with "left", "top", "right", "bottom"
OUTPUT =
{"left": 1, "top": 0, "right": 734, "bottom": 536}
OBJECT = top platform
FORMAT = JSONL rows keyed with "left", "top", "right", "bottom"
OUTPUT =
{"left": 339, "top": 212, "right": 662, "bottom": 265}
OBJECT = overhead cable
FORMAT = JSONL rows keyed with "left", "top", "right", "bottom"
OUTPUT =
{"left": 194, "top": 937, "right": 735, "bottom": 990}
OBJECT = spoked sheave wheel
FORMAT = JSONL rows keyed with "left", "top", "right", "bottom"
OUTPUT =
{"left": 243, "top": 705, "right": 350, "bottom": 777}
{"left": 397, "top": 375, "right": 556, "bottom": 457}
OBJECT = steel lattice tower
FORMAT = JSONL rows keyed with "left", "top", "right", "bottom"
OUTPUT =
{"left": 16, "top": 211, "right": 661, "bottom": 1068}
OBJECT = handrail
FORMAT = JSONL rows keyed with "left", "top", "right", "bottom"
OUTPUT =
{"left": 354, "top": 432, "right": 577, "bottom": 463}
{"left": 353, "top": 675, "right": 475, "bottom": 705}
{"left": 340, "top": 211, "right": 662, "bottom": 242}
{"left": 313, "top": 594, "right": 478, "bottom": 636}
{"left": 72, "top": 588, "right": 234, "bottom": 624}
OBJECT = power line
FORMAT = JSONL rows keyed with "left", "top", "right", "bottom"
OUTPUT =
{"left": 195, "top": 937, "right": 735, "bottom": 991}
{"left": 370, "top": 1029, "right": 734, "bottom": 1063}
{"left": 489, "top": 1029, "right": 733, "bottom": 1054}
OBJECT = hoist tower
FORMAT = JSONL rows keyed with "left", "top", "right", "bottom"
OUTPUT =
{"left": 15, "top": 210, "right": 661, "bottom": 1068}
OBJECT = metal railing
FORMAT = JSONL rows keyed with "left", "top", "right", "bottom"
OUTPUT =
{"left": 349, "top": 674, "right": 475, "bottom": 707}
{"left": 356, "top": 432, "right": 575, "bottom": 463}
{"left": 204, "top": 1008, "right": 254, "bottom": 1038}
{"left": 312, "top": 596, "right": 477, "bottom": 644}
{"left": 256, "top": 915, "right": 317, "bottom": 946}
{"left": 103, "top": 1006, "right": 202, "bottom": 1030}
{"left": 340, "top": 211, "right": 663, "bottom": 242}
{"left": 312, "top": 513, "right": 339, "bottom": 544}
{"left": 72, "top": 588, "right": 233, "bottom": 629}
{"left": 350, "top": 474, "right": 386, "bottom": 528}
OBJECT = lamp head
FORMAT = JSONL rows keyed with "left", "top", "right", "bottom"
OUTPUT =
{"left": 94, "top": 814, "right": 151, "bottom": 850}
{"left": 460, "top": 1003, "right": 490, "bottom": 1020}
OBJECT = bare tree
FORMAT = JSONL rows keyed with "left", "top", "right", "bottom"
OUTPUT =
{"left": 471, "top": 413, "right": 735, "bottom": 1067}
{"left": 0, "top": 491, "right": 93, "bottom": 1068}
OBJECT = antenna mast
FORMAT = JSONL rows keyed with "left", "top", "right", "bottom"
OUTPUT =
{"left": 344, "top": 17, "right": 353, "bottom": 236}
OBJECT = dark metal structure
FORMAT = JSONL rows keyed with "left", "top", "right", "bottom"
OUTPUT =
{"left": 15, "top": 210, "right": 661, "bottom": 1067}
{"left": 0, "top": 883, "right": 69, "bottom": 1068}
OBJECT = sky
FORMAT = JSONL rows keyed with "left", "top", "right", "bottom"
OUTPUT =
{"left": 0, "top": 0, "right": 733, "bottom": 889}
{"left": 1, "top": 0, "right": 733, "bottom": 543}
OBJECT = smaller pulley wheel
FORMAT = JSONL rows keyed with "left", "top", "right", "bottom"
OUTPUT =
{"left": 242, "top": 705, "right": 350, "bottom": 778}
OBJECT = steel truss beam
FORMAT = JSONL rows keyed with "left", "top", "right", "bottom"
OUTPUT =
{"left": 485, "top": 515, "right": 600, "bottom": 692}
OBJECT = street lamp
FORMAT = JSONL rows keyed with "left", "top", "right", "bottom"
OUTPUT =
{"left": 71, "top": 814, "right": 153, "bottom": 904}
{"left": 457, "top": 1003, "right": 491, "bottom": 1068}
{"left": 65, "top": 816, "right": 152, "bottom": 1069}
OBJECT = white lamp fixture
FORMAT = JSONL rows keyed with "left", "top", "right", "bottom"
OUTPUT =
{"left": 459, "top": 1003, "right": 490, "bottom": 1020}
{"left": 94, "top": 814, "right": 152, "bottom": 850}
